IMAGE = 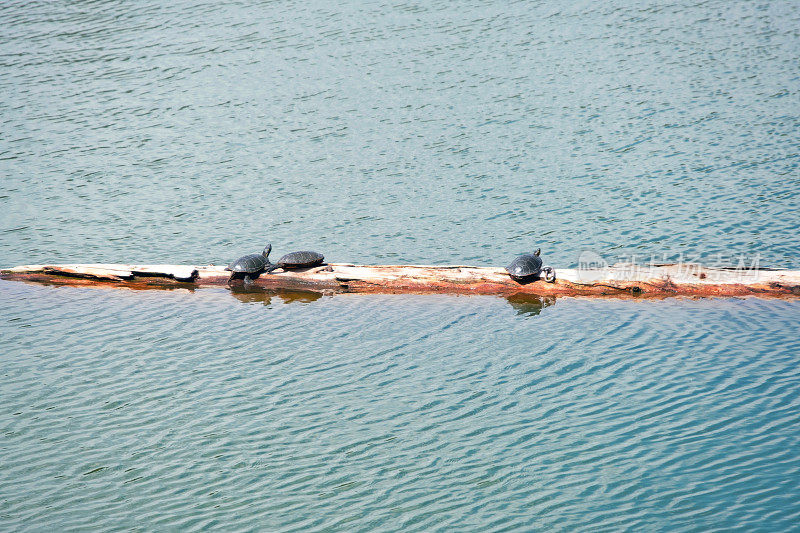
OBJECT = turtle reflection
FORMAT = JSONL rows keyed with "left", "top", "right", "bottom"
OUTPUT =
{"left": 505, "top": 294, "right": 556, "bottom": 316}
{"left": 278, "top": 290, "right": 323, "bottom": 304}
{"left": 228, "top": 286, "right": 322, "bottom": 306}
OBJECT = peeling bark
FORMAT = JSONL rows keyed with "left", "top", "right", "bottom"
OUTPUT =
{"left": 2, "top": 262, "right": 799, "bottom": 298}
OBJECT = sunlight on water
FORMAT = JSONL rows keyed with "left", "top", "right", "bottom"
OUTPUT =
{"left": 2, "top": 282, "right": 800, "bottom": 530}
{"left": 2, "top": 0, "right": 800, "bottom": 530}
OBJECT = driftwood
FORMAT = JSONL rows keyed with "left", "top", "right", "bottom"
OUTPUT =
{"left": 2, "top": 262, "right": 800, "bottom": 298}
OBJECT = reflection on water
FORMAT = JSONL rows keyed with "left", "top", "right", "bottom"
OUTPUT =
{"left": 1, "top": 0, "right": 800, "bottom": 530}
{"left": 2, "top": 281, "right": 800, "bottom": 531}
{"left": 233, "top": 288, "right": 555, "bottom": 313}
{"left": 504, "top": 293, "right": 557, "bottom": 317}
{"left": 229, "top": 286, "right": 324, "bottom": 306}
{"left": 228, "top": 286, "right": 274, "bottom": 306}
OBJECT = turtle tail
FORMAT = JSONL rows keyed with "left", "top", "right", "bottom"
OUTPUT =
{"left": 265, "top": 263, "right": 280, "bottom": 274}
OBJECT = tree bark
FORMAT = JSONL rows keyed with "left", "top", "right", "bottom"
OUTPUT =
{"left": 3, "top": 262, "right": 799, "bottom": 298}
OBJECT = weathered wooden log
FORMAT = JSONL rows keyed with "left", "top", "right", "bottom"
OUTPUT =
{"left": 2, "top": 262, "right": 800, "bottom": 298}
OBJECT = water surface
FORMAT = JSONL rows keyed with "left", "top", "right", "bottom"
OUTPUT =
{"left": 2, "top": 0, "right": 800, "bottom": 530}
{"left": 2, "top": 283, "right": 800, "bottom": 530}
{"left": 1, "top": 0, "right": 798, "bottom": 267}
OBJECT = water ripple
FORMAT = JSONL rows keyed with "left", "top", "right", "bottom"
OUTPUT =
{"left": 2, "top": 0, "right": 800, "bottom": 530}
{"left": 10, "top": 284, "right": 799, "bottom": 530}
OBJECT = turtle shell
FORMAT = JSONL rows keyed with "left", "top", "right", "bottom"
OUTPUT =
{"left": 276, "top": 250, "right": 324, "bottom": 268}
{"left": 227, "top": 253, "right": 270, "bottom": 274}
{"left": 505, "top": 253, "right": 543, "bottom": 280}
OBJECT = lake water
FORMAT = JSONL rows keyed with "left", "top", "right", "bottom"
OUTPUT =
{"left": 1, "top": 0, "right": 799, "bottom": 530}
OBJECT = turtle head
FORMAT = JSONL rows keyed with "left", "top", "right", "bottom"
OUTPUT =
{"left": 534, "top": 248, "right": 541, "bottom": 257}
{"left": 262, "top": 244, "right": 272, "bottom": 259}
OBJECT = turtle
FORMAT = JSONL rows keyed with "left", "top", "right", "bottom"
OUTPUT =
{"left": 225, "top": 244, "right": 273, "bottom": 282}
{"left": 505, "top": 248, "right": 556, "bottom": 283}
{"left": 266, "top": 250, "right": 324, "bottom": 273}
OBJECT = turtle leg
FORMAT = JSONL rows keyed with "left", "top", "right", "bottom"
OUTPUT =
{"left": 542, "top": 266, "right": 556, "bottom": 283}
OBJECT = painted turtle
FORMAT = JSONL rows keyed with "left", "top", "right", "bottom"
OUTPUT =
{"left": 226, "top": 244, "right": 272, "bottom": 282}
{"left": 267, "top": 250, "right": 324, "bottom": 273}
{"left": 506, "top": 248, "right": 556, "bottom": 283}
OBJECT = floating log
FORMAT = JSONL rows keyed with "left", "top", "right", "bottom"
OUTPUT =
{"left": 2, "top": 262, "right": 800, "bottom": 298}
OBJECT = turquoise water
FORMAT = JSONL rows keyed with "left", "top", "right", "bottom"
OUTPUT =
{"left": 2, "top": 0, "right": 800, "bottom": 530}
{"left": 3, "top": 284, "right": 800, "bottom": 531}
